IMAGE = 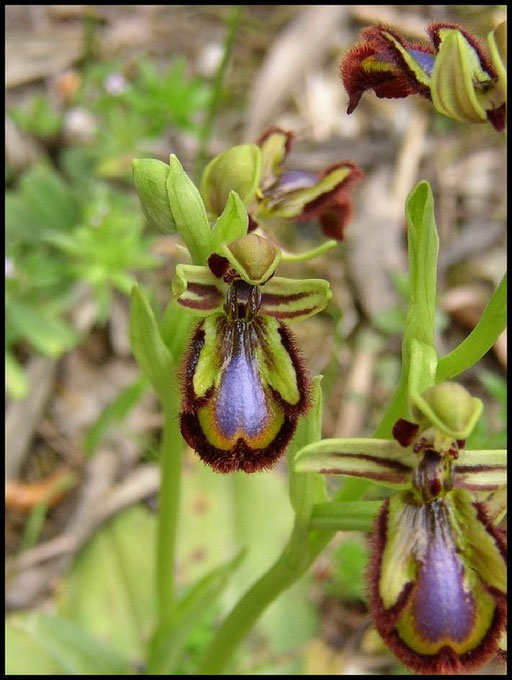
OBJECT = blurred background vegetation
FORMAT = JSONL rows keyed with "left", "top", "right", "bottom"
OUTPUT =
{"left": 5, "top": 5, "right": 506, "bottom": 675}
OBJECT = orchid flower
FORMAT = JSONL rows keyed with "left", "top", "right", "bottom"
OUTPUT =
{"left": 174, "top": 233, "right": 331, "bottom": 472}
{"left": 296, "top": 382, "right": 507, "bottom": 674}
{"left": 340, "top": 21, "right": 507, "bottom": 132}
{"left": 200, "top": 128, "right": 363, "bottom": 249}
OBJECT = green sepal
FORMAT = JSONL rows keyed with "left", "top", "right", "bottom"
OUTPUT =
{"left": 294, "top": 438, "right": 416, "bottom": 488}
{"left": 487, "top": 21, "right": 507, "bottom": 104}
{"left": 210, "top": 191, "right": 249, "bottom": 252}
{"left": 167, "top": 155, "right": 212, "bottom": 265}
{"left": 258, "top": 165, "right": 354, "bottom": 219}
{"left": 132, "top": 158, "right": 176, "bottom": 234}
{"left": 412, "top": 383, "right": 483, "bottom": 439}
{"left": 201, "top": 144, "right": 262, "bottom": 217}
{"left": 259, "top": 129, "right": 290, "bottom": 188}
{"left": 172, "top": 264, "right": 224, "bottom": 316}
{"left": 259, "top": 276, "right": 332, "bottom": 322}
{"left": 454, "top": 449, "right": 507, "bottom": 491}
{"left": 431, "top": 28, "right": 490, "bottom": 124}
{"left": 220, "top": 233, "right": 281, "bottom": 285}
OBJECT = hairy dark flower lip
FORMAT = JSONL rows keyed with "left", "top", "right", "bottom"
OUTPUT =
{"left": 369, "top": 496, "right": 507, "bottom": 674}
{"left": 180, "top": 311, "right": 311, "bottom": 473}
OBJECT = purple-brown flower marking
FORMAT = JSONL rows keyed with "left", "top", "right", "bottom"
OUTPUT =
{"left": 340, "top": 21, "right": 507, "bottom": 131}
{"left": 255, "top": 127, "right": 364, "bottom": 241}
{"left": 175, "top": 234, "right": 331, "bottom": 473}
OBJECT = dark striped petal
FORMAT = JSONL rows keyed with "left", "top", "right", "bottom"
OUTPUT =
{"left": 180, "top": 314, "right": 309, "bottom": 473}
{"left": 453, "top": 449, "right": 507, "bottom": 491}
{"left": 172, "top": 264, "right": 225, "bottom": 315}
{"left": 295, "top": 438, "right": 416, "bottom": 488}
{"left": 370, "top": 490, "right": 507, "bottom": 674}
{"left": 259, "top": 276, "right": 332, "bottom": 322}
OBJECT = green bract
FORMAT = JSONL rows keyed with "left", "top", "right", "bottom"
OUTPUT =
{"left": 132, "top": 158, "right": 176, "bottom": 235}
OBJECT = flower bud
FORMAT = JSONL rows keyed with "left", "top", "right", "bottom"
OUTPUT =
{"left": 132, "top": 158, "right": 176, "bottom": 234}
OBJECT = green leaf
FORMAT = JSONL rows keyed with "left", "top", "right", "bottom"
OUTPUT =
{"left": 19, "top": 164, "right": 81, "bottom": 233}
{"left": 436, "top": 273, "right": 507, "bottom": 382}
{"left": 7, "top": 300, "right": 79, "bottom": 357}
{"left": 148, "top": 551, "right": 245, "bottom": 673}
{"left": 132, "top": 158, "right": 176, "bottom": 234}
{"left": 58, "top": 506, "right": 156, "bottom": 662}
{"left": 287, "top": 376, "right": 326, "bottom": 515}
{"left": 6, "top": 616, "right": 60, "bottom": 675}
{"left": 210, "top": 191, "right": 248, "bottom": 252}
{"left": 200, "top": 144, "right": 261, "bottom": 217}
{"left": 83, "top": 376, "right": 148, "bottom": 455}
{"left": 129, "top": 285, "right": 175, "bottom": 410}
{"left": 167, "top": 154, "right": 212, "bottom": 265}
{"left": 7, "top": 613, "right": 132, "bottom": 675}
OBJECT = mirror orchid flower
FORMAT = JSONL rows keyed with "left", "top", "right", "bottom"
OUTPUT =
{"left": 340, "top": 21, "right": 507, "bottom": 132}
{"left": 200, "top": 128, "right": 364, "bottom": 245}
{"left": 174, "top": 233, "right": 331, "bottom": 473}
{"left": 296, "top": 382, "right": 507, "bottom": 674}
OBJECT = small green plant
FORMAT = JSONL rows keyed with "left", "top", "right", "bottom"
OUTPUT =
{"left": 5, "top": 163, "right": 158, "bottom": 399}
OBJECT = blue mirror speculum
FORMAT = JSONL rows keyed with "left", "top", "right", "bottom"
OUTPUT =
{"left": 176, "top": 234, "right": 332, "bottom": 473}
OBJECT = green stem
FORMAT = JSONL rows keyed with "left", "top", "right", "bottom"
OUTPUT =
{"left": 197, "top": 383, "right": 383, "bottom": 674}
{"left": 436, "top": 272, "right": 507, "bottom": 382}
{"left": 195, "top": 6, "right": 242, "bottom": 178}
{"left": 155, "top": 403, "right": 183, "bottom": 633}
{"left": 310, "top": 500, "right": 381, "bottom": 532}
